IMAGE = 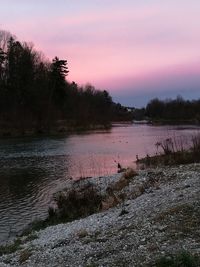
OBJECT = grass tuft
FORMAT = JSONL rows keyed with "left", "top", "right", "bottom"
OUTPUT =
{"left": 0, "top": 239, "right": 22, "bottom": 256}
{"left": 19, "top": 249, "right": 32, "bottom": 264}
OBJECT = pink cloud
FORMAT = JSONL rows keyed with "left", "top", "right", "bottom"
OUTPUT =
{"left": 99, "top": 61, "right": 200, "bottom": 93}
{"left": 1, "top": 0, "right": 200, "bottom": 101}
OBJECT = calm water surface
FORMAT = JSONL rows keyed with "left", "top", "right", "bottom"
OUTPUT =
{"left": 0, "top": 124, "right": 199, "bottom": 242}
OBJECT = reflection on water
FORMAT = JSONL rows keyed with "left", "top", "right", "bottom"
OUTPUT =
{"left": 0, "top": 124, "right": 199, "bottom": 242}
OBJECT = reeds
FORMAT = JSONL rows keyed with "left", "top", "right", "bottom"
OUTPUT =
{"left": 140, "top": 133, "right": 200, "bottom": 167}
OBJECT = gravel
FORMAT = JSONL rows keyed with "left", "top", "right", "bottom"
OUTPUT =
{"left": 0, "top": 163, "right": 200, "bottom": 267}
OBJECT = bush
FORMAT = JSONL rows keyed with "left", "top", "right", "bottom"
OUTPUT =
{"left": 21, "top": 182, "right": 103, "bottom": 234}
{"left": 52, "top": 182, "right": 102, "bottom": 222}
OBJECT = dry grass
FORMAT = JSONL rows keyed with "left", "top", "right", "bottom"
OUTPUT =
{"left": 19, "top": 249, "right": 32, "bottom": 264}
{"left": 139, "top": 134, "right": 200, "bottom": 167}
{"left": 76, "top": 229, "right": 88, "bottom": 239}
{"left": 154, "top": 204, "right": 189, "bottom": 222}
{"left": 50, "top": 182, "right": 102, "bottom": 222}
{"left": 0, "top": 239, "right": 22, "bottom": 256}
{"left": 154, "top": 203, "right": 200, "bottom": 239}
{"left": 101, "top": 168, "right": 137, "bottom": 211}
{"left": 101, "top": 194, "right": 121, "bottom": 211}
{"left": 123, "top": 168, "right": 138, "bottom": 180}
{"left": 108, "top": 168, "right": 137, "bottom": 192}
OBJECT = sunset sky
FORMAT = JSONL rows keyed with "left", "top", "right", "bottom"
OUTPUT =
{"left": 1, "top": 0, "right": 200, "bottom": 106}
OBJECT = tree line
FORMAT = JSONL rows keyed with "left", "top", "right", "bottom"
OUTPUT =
{"left": 0, "top": 30, "right": 131, "bottom": 135}
{"left": 145, "top": 96, "right": 200, "bottom": 123}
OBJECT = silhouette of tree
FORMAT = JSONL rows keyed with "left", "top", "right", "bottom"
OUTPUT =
{"left": 0, "top": 28, "right": 132, "bottom": 135}
{"left": 145, "top": 96, "right": 200, "bottom": 123}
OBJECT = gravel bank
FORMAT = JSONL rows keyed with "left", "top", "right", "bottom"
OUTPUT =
{"left": 0, "top": 164, "right": 200, "bottom": 267}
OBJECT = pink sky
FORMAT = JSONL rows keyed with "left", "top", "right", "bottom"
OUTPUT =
{"left": 1, "top": 0, "right": 200, "bottom": 106}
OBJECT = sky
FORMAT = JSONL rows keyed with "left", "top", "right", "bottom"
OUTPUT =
{"left": 0, "top": 0, "right": 200, "bottom": 107}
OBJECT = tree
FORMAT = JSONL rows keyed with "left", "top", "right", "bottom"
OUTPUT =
{"left": 0, "top": 30, "right": 12, "bottom": 52}
{"left": 50, "top": 57, "right": 69, "bottom": 106}
{"left": 145, "top": 98, "right": 165, "bottom": 118}
{"left": 0, "top": 48, "right": 6, "bottom": 82}
{"left": 0, "top": 28, "right": 132, "bottom": 135}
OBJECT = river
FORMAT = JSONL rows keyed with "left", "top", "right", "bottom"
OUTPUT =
{"left": 0, "top": 123, "right": 199, "bottom": 242}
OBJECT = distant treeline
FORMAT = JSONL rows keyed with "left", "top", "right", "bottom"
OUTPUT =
{"left": 0, "top": 30, "right": 131, "bottom": 135}
{"left": 144, "top": 96, "right": 200, "bottom": 123}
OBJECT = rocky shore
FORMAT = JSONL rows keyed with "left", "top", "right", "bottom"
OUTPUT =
{"left": 0, "top": 164, "right": 200, "bottom": 266}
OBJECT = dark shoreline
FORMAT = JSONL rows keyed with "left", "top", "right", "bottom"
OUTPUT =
{"left": 1, "top": 120, "right": 200, "bottom": 139}
{"left": 149, "top": 119, "right": 200, "bottom": 126}
{"left": 0, "top": 124, "right": 112, "bottom": 139}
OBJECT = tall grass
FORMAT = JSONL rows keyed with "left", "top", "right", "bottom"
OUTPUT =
{"left": 191, "top": 133, "right": 200, "bottom": 153}
{"left": 140, "top": 133, "right": 200, "bottom": 166}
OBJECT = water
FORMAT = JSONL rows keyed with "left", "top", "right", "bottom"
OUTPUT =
{"left": 0, "top": 123, "right": 199, "bottom": 242}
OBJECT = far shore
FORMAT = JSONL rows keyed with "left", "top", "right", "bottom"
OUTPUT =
{"left": 0, "top": 123, "right": 113, "bottom": 139}
{"left": 148, "top": 119, "right": 200, "bottom": 126}
{"left": 1, "top": 119, "right": 200, "bottom": 139}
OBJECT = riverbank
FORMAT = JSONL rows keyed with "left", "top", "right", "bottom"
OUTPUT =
{"left": 149, "top": 119, "right": 200, "bottom": 126}
{"left": 0, "top": 121, "right": 137, "bottom": 138}
{"left": 0, "top": 163, "right": 200, "bottom": 266}
{"left": 0, "top": 121, "right": 113, "bottom": 138}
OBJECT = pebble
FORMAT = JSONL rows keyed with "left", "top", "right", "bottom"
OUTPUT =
{"left": 0, "top": 163, "right": 200, "bottom": 267}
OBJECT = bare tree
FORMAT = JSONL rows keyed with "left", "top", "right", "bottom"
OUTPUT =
{"left": 0, "top": 29, "right": 13, "bottom": 52}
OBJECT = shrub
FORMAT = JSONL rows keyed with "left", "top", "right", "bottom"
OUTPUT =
{"left": 21, "top": 182, "right": 103, "bottom": 234}
{"left": 53, "top": 182, "right": 102, "bottom": 222}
